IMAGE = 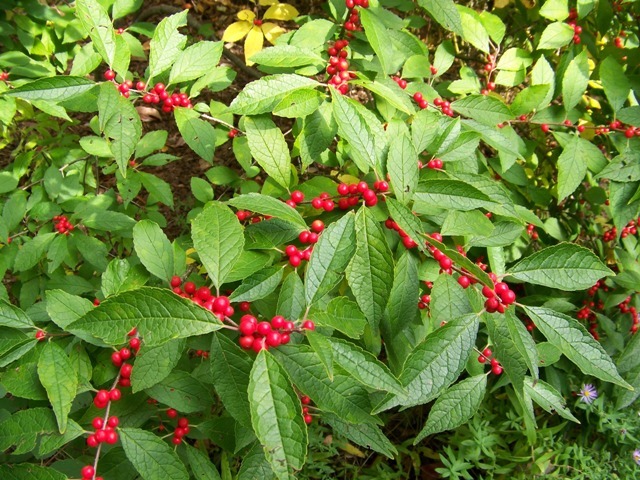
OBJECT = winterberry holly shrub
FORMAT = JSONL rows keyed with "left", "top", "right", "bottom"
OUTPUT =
{"left": 0, "top": 0, "right": 639, "bottom": 478}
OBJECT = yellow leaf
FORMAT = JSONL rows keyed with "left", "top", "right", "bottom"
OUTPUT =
{"left": 222, "top": 21, "right": 252, "bottom": 42}
{"left": 244, "top": 26, "right": 264, "bottom": 66}
{"left": 584, "top": 95, "right": 601, "bottom": 109}
{"left": 237, "top": 9, "right": 256, "bottom": 22}
{"left": 261, "top": 22, "right": 286, "bottom": 44}
{"left": 259, "top": 0, "right": 278, "bottom": 4}
{"left": 263, "top": 3, "right": 299, "bottom": 20}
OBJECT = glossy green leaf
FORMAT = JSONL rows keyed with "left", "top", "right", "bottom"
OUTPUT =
{"left": 229, "top": 266, "right": 284, "bottom": 302}
{"left": 0, "top": 300, "right": 34, "bottom": 329}
{"left": 328, "top": 337, "right": 404, "bottom": 395}
{"left": 148, "top": 10, "right": 188, "bottom": 80}
{"left": 5, "top": 76, "right": 95, "bottom": 102}
{"left": 387, "top": 133, "right": 418, "bottom": 205}
{"left": 417, "top": 0, "right": 463, "bottom": 35}
{"left": 13, "top": 232, "right": 56, "bottom": 272}
{"left": 37, "top": 342, "right": 77, "bottom": 433}
{"left": 537, "top": 22, "right": 574, "bottom": 50}
{"left": 524, "top": 376, "right": 579, "bottom": 423}
{"left": 210, "top": 333, "right": 252, "bottom": 427}
{"left": 374, "top": 314, "right": 479, "bottom": 412}
{"left": 250, "top": 45, "right": 324, "bottom": 68}
{"left": 133, "top": 220, "right": 174, "bottom": 282}
{"left": 277, "top": 272, "right": 306, "bottom": 321}
{"left": 451, "top": 95, "right": 512, "bottom": 126}
{"left": 0, "top": 407, "right": 57, "bottom": 454}
{"left": 170, "top": 41, "right": 223, "bottom": 84}
{"left": 414, "top": 374, "right": 487, "bottom": 443}
{"left": 331, "top": 89, "right": 378, "bottom": 174}
{"left": 273, "top": 89, "right": 325, "bottom": 118}
{"left": 131, "top": 338, "right": 185, "bottom": 392}
{"left": 600, "top": 56, "right": 630, "bottom": 113}
{"left": 174, "top": 107, "right": 216, "bottom": 163}
{"left": 508, "top": 243, "right": 613, "bottom": 290}
{"left": 248, "top": 350, "right": 308, "bottom": 480}
{"left": 311, "top": 296, "right": 367, "bottom": 339}
{"left": 192, "top": 202, "right": 245, "bottom": 290}
{"left": 228, "top": 193, "right": 306, "bottom": 230}
{"left": 245, "top": 115, "right": 291, "bottom": 189}
{"left": 359, "top": 9, "right": 394, "bottom": 74}
{"left": 273, "top": 345, "right": 381, "bottom": 425}
{"left": 67, "top": 287, "right": 222, "bottom": 346}
{"left": 556, "top": 135, "right": 605, "bottom": 200}
{"left": 458, "top": 6, "right": 490, "bottom": 53}
{"left": 299, "top": 102, "right": 337, "bottom": 169}
{"left": 120, "top": 427, "right": 189, "bottom": 480}
{"left": 523, "top": 306, "right": 630, "bottom": 388}
{"left": 76, "top": 0, "right": 117, "bottom": 66}
{"left": 305, "top": 212, "right": 356, "bottom": 305}
{"left": 0, "top": 464, "right": 67, "bottom": 480}
{"left": 562, "top": 50, "right": 589, "bottom": 112}
{"left": 230, "top": 74, "right": 320, "bottom": 115}
{"left": 414, "top": 179, "right": 493, "bottom": 211}
{"left": 146, "top": 370, "right": 212, "bottom": 413}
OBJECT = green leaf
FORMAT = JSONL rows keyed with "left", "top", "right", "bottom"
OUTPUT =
{"left": 305, "top": 212, "right": 356, "bottom": 305}
{"left": 600, "top": 56, "right": 630, "bottom": 113}
{"left": 273, "top": 345, "right": 381, "bottom": 425}
{"left": 306, "top": 331, "right": 334, "bottom": 380}
{"left": 328, "top": 337, "right": 404, "bottom": 395}
{"left": 457, "top": 6, "right": 490, "bottom": 53}
{"left": 331, "top": 89, "right": 378, "bottom": 174}
{"left": 146, "top": 370, "right": 212, "bottom": 413}
{"left": 539, "top": 0, "right": 569, "bottom": 20}
{"left": 0, "top": 300, "right": 34, "bottom": 329}
{"left": 417, "top": 0, "right": 463, "bottom": 36}
{"left": 273, "top": 89, "right": 325, "bottom": 118}
{"left": 4, "top": 76, "right": 95, "bottom": 102}
{"left": 250, "top": 45, "right": 324, "bottom": 68}
{"left": 374, "top": 314, "right": 479, "bottom": 412}
{"left": 0, "top": 464, "right": 68, "bottom": 480}
{"left": 131, "top": 338, "right": 185, "bottom": 392}
{"left": 174, "top": 107, "right": 216, "bottom": 163}
{"left": 346, "top": 207, "right": 394, "bottom": 332}
{"left": 595, "top": 152, "right": 640, "bottom": 182}
{"left": 523, "top": 306, "right": 630, "bottom": 388}
{"left": 148, "top": 10, "right": 188, "bottom": 80}
{"left": 98, "top": 82, "right": 142, "bottom": 177}
{"left": 185, "top": 444, "right": 222, "bottom": 480}
{"left": 37, "top": 342, "right": 77, "bottom": 434}
{"left": 277, "top": 272, "right": 306, "bottom": 321}
{"left": 359, "top": 9, "right": 394, "bottom": 74}
{"left": 537, "top": 22, "right": 574, "bottom": 50}
{"left": 451, "top": 95, "right": 512, "bottom": 126}
{"left": 13, "top": 232, "right": 56, "bottom": 272}
{"left": 479, "top": 11, "right": 506, "bottom": 44}
{"left": 76, "top": 0, "right": 117, "bottom": 66}
{"left": 210, "top": 334, "right": 252, "bottom": 427}
{"left": 238, "top": 442, "right": 276, "bottom": 480}
{"left": 414, "top": 179, "right": 493, "bottom": 211}
{"left": 323, "top": 413, "right": 397, "bottom": 459}
{"left": 299, "top": 102, "right": 337, "bottom": 169}
{"left": 0, "top": 407, "right": 58, "bottom": 454}
{"left": 170, "top": 41, "right": 223, "bottom": 84}
{"left": 229, "top": 266, "right": 284, "bottom": 303}
{"left": 245, "top": 115, "right": 291, "bottom": 189}
{"left": 120, "top": 427, "right": 189, "bottom": 480}
{"left": 562, "top": 50, "right": 589, "bottom": 112}
{"left": 228, "top": 193, "right": 306, "bottom": 230}
{"left": 441, "top": 210, "right": 494, "bottom": 237}
{"left": 384, "top": 251, "right": 420, "bottom": 339}
{"left": 508, "top": 243, "right": 613, "bottom": 290}
{"left": 192, "top": 202, "right": 244, "bottom": 291}
{"left": 67, "top": 287, "right": 222, "bottom": 346}
{"left": 139, "top": 171, "right": 174, "bottom": 207}
{"left": 311, "top": 297, "right": 367, "bottom": 339}
{"left": 414, "top": 375, "right": 487, "bottom": 443}
{"left": 387, "top": 133, "right": 418, "bottom": 205}
{"left": 230, "top": 74, "right": 320, "bottom": 115}
{"left": 133, "top": 220, "right": 174, "bottom": 282}
{"left": 511, "top": 85, "right": 551, "bottom": 116}
{"left": 556, "top": 135, "right": 604, "bottom": 201}
{"left": 249, "top": 350, "right": 308, "bottom": 480}
{"left": 430, "top": 275, "right": 473, "bottom": 326}
{"left": 353, "top": 78, "right": 416, "bottom": 116}
{"left": 385, "top": 197, "right": 429, "bottom": 255}
{"left": 524, "top": 376, "right": 579, "bottom": 423}
{"left": 618, "top": 106, "right": 640, "bottom": 127}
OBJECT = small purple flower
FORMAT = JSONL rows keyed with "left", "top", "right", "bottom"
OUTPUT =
{"left": 578, "top": 384, "right": 598, "bottom": 404}
{"left": 633, "top": 449, "right": 640, "bottom": 466}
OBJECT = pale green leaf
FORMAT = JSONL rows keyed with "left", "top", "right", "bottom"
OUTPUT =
{"left": 148, "top": 10, "right": 188, "bottom": 80}
{"left": 133, "top": 220, "right": 174, "bottom": 282}
{"left": 230, "top": 74, "right": 320, "bottom": 115}
{"left": 245, "top": 115, "right": 291, "bottom": 189}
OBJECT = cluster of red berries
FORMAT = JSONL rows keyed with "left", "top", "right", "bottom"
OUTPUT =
{"left": 86, "top": 413, "right": 120, "bottom": 448}
{"left": 170, "top": 276, "right": 235, "bottom": 320}
{"left": 193, "top": 349, "right": 209, "bottom": 359}
{"left": 614, "top": 33, "right": 625, "bottom": 48}
{"left": 433, "top": 98, "right": 454, "bottom": 117}
{"left": 344, "top": 0, "right": 368, "bottom": 30}
{"left": 566, "top": 9, "right": 583, "bottom": 44}
{"left": 587, "top": 279, "right": 609, "bottom": 297}
{"left": 326, "top": 39, "right": 355, "bottom": 95}
{"left": 285, "top": 190, "right": 305, "bottom": 208}
{"left": 80, "top": 466, "right": 103, "bottom": 480}
{"left": 238, "top": 314, "right": 315, "bottom": 352}
{"left": 35, "top": 330, "right": 46, "bottom": 341}
{"left": 165, "top": 409, "right": 190, "bottom": 445}
{"left": 300, "top": 395, "right": 314, "bottom": 424}
{"left": 391, "top": 75, "right": 408, "bottom": 89}
{"left": 53, "top": 215, "right": 74, "bottom": 235}
{"left": 576, "top": 303, "right": 600, "bottom": 339}
{"left": 315, "top": 180, "right": 388, "bottom": 211}
{"left": 418, "top": 281, "right": 433, "bottom": 310}
{"left": 618, "top": 296, "right": 640, "bottom": 334}
{"left": 283, "top": 220, "right": 324, "bottom": 267}
{"left": 593, "top": 120, "right": 640, "bottom": 138}
{"left": 0, "top": 71, "right": 8, "bottom": 81}
{"left": 420, "top": 158, "right": 444, "bottom": 170}
{"left": 479, "top": 275, "right": 517, "bottom": 313}
{"left": 411, "top": 92, "right": 429, "bottom": 110}
{"left": 141, "top": 82, "right": 192, "bottom": 112}
{"left": 110, "top": 335, "right": 139, "bottom": 388}
{"left": 235, "top": 210, "right": 270, "bottom": 224}
{"left": 477, "top": 348, "right": 503, "bottom": 375}
{"left": 526, "top": 223, "right": 539, "bottom": 240}
{"left": 480, "top": 54, "right": 497, "bottom": 95}
{"left": 384, "top": 218, "right": 417, "bottom": 249}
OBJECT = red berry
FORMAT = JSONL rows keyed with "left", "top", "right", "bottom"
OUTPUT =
{"left": 105, "top": 430, "right": 118, "bottom": 444}
{"left": 311, "top": 220, "right": 325, "bottom": 233}
{"left": 81, "top": 466, "right": 95, "bottom": 478}
{"left": 541, "top": 124, "right": 550, "bottom": 133}
{"left": 87, "top": 435, "right": 99, "bottom": 447}
{"left": 171, "top": 436, "right": 182, "bottom": 445}
{"left": 92, "top": 417, "right": 104, "bottom": 429}
{"left": 129, "top": 337, "right": 141, "bottom": 351}
{"left": 109, "top": 389, "right": 121, "bottom": 401}
{"left": 177, "top": 417, "right": 189, "bottom": 428}
{"left": 120, "top": 363, "right": 133, "bottom": 378}
{"left": 478, "top": 355, "right": 486, "bottom": 364}
{"left": 257, "top": 321, "right": 272, "bottom": 336}
{"left": 457, "top": 276, "right": 471, "bottom": 288}
{"left": 239, "top": 336, "right": 254, "bottom": 349}
{"left": 240, "top": 320, "right": 257, "bottom": 336}
{"left": 289, "top": 255, "right": 302, "bottom": 267}
{"left": 107, "top": 416, "right": 119, "bottom": 428}
{"left": 302, "top": 320, "right": 315, "bottom": 330}
{"left": 104, "top": 70, "right": 116, "bottom": 81}
{"left": 304, "top": 414, "right": 313, "bottom": 424}
{"left": 95, "top": 429, "right": 107, "bottom": 443}
{"left": 271, "top": 315, "right": 286, "bottom": 329}
{"left": 184, "top": 282, "right": 196, "bottom": 295}
{"left": 35, "top": 330, "right": 46, "bottom": 341}
{"left": 291, "top": 190, "right": 304, "bottom": 204}
{"left": 119, "top": 348, "right": 131, "bottom": 360}
{"left": 266, "top": 331, "right": 282, "bottom": 347}
{"left": 483, "top": 348, "right": 492, "bottom": 357}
